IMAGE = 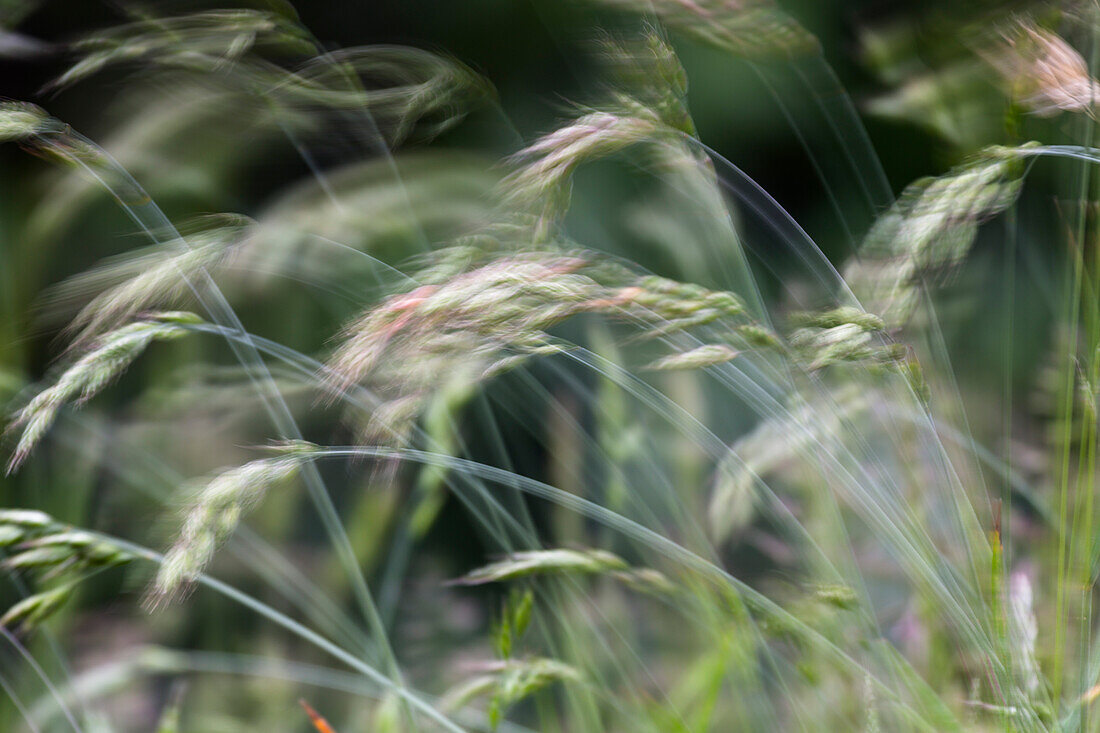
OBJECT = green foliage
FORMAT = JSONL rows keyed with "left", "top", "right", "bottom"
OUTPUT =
{"left": 6, "top": 1, "right": 1100, "bottom": 732}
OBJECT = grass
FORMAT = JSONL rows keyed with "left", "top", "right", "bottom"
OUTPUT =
{"left": 3, "top": 1, "right": 1100, "bottom": 731}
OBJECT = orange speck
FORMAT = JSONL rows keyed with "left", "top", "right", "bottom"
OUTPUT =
{"left": 299, "top": 699, "right": 338, "bottom": 733}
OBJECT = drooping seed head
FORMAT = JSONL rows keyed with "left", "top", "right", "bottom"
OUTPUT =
{"left": 149, "top": 449, "right": 315, "bottom": 606}
{"left": 6, "top": 314, "right": 201, "bottom": 473}
{"left": 0, "top": 102, "right": 48, "bottom": 142}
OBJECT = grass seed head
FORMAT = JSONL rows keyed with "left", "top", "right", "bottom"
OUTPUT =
{"left": 327, "top": 246, "right": 767, "bottom": 445}
{"left": 503, "top": 110, "right": 666, "bottom": 229}
{"left": 52, "top": 215, "right": 247, "bottom": 348}
{"left": 6, "top": 314, "right": 200, "bottom": 473}
{"left": 590, "top": 0, "right": 819, "bottom": 59}
{"left": 989, "top": 23, "right": 1100, "bottom": 118}
{"left": 0, "top": 584, "right": 75, "bottom": 631}
{"left": 846, "top": 144, "right": 1031, "bottom": 328}
{"left": 453, "top": 548, "right": 633, "bottom": 585}
{"left": 150, "top": 450, "right": 313, "bottom": 605}
{"left": 645, "top": 344, "right": 740, "bottom": 370}
{"left": 0, "top": 101, "right": 49, "bottom": 142}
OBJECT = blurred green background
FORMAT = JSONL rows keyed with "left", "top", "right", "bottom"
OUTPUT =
{"left": 0, "top": 1, "right": 1091, "bottom": 730}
